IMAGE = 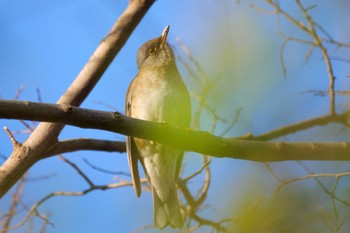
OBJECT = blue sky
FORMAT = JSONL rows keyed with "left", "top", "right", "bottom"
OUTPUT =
{"left": 1, "top": 1, "right": 350, "bottom": 232}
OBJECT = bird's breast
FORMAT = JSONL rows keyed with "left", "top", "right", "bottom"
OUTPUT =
{"left": 129, "top": 71, "right": 188, "bottom": 126}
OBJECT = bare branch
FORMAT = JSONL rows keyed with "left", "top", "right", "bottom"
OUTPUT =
{"left": 302, "top": 90, "right": 350, "bottom": 96}
{"left": 43, "top": 138, "right": 126, "bottom": 158}
{"left": 4, "top": 180, "right": 147, "bottom": 231}
{"left": 1, "top": 100, "right": 350, "bottom": 163}
{"left": 3, "top": 127, "right": 21, "bottom": 150}
{"left": 219, "top": 108, "right": 242, "bottom": 137}
{"left": 265, "top": 0, "right": 337, "bottom": 114}
{"left": 295, "top": 0, "right": 336, "bottom": 115}
{"left": 1, "top": 173, "right": 27, "bottom": 233}
{"left": 58, "top": 155, "right": 94, "bottom": 187}
{"left": 0, "top": 0, "right": 155, "bottom": 197}
{"left": 242, "top": 110, "right": 350, "bottom": 141}
{"left": 272, "top": 170, "right": 350, "bottom": 208}
{"left": 36, "top": 88, "right": 42, "bottom": 103}
{"left": 83, "top": 158, "right": 130, "bottom": 177}
{"left": 182, "top": 160, "right": 211, "bottom": 182}
{"left": 177, "top": 179, "right": 231, "bottom": 232}
{"left": 13, "top": 84, "right": 27, "bottom": 100}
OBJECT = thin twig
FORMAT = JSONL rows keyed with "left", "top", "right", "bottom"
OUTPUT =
{"left": 83, "top": 158, "right": 131, "bottom": 177}
{"left": 4, "top": 180, "right": 146, "bottom": 231}
{"left": 58, "top": 155, "right": 94, "bottom": 187}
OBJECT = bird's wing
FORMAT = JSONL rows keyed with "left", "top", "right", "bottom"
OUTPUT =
{"left": 175, "top": 80, "right": 192, "bottom": 181}
{"left": 125, "top": 82, "right": 142, "bottom": 197}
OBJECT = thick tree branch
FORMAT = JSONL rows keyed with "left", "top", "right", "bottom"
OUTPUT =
{"left": 1, "top": 100, "right": 350, "bottom": 161}
{"left": 0, "top": 0, "right": 154, "bottom": 198}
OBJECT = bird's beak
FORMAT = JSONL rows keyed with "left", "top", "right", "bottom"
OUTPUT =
{"left": 160, "top": 25, "right": 170, "bottom": 46}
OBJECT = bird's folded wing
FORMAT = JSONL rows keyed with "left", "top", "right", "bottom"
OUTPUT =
{"left": 125, "top": 82, "right": 142, "bottom": 197}
{"left": 126, "top": 136, "right": 142, "bottom": 197}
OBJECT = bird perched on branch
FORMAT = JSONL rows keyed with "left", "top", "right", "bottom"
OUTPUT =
{"left": 125, "top": 25, "right": 191, "bottom": 228}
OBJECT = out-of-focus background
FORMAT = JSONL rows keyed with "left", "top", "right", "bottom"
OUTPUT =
{"left": 1, "top": 1, "right": 350, "bottom": 232}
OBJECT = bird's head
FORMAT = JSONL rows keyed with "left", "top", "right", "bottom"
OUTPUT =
{"left": 137, "top": 25, "right": 175, "bottom": 70}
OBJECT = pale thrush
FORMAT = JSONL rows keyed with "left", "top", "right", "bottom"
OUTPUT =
{"left": 125, "top": 25, "right": 191, "bottom": 228}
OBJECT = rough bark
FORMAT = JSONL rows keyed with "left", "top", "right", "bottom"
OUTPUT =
{"left": 0, "top": 0, "right": 155, "bottom": 198}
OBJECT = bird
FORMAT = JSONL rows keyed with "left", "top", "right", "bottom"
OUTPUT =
{"left": 125, "top": 25, "right": 191, "bottom": 228}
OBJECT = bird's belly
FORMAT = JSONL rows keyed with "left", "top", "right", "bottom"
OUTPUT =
{"left": 131, "top": 86, "right": 179, "bottom": 124}
{"left": 134, "top": 137, "right": 180, "bottom": 200}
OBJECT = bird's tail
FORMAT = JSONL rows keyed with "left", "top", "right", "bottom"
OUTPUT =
{"left": 153, "top": 186, "right": 183, "bottom": 229}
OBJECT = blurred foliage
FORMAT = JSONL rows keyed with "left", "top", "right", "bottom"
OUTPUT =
{"left": 233, "top": 190, "right": 324, "bottom": 233}
{"left": 2, "top": 1, "right": 350, "bottom": 233}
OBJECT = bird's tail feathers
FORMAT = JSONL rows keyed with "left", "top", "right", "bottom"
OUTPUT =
{"left": 153, "top": 187, "right": 183, "bottom": 229}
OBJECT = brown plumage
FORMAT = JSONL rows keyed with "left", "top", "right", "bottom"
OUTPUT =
{"left": 125, "top": 26, "right": 191, "bottom": 228}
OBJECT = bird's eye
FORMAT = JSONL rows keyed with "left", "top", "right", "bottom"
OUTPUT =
{"left": 149, "top": 46, "right": 157, "bottom": 54}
